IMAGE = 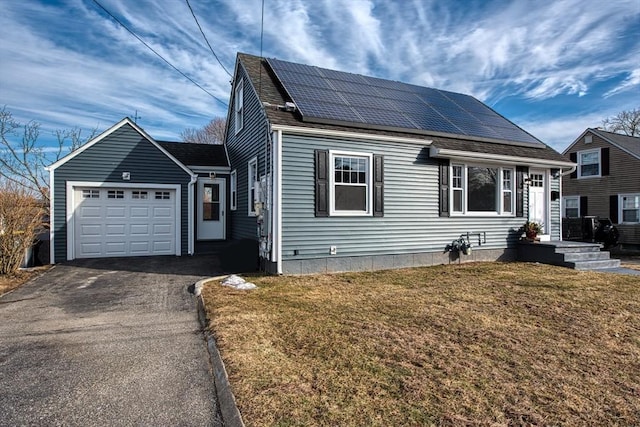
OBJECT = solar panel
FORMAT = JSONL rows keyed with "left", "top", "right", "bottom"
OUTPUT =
{"left": 266, "top": 57, "right": 543, "bottom": 146}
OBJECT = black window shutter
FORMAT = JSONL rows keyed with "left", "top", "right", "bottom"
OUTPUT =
{"left": 373, "top": 154, "right": 384, "bottom": 217}
{"left": 601, "top": 147, "right": 610, "bottom": 176}
{"left": 609, "top": 195, "right": 618, "bottom": 223}
{"left": 569, "top": 152, "right": 577, "bottom": 178}
{"left": 315, "top": 149, "right": 329, "bottom": 217}
{"left": 439, "top": 159, "right": 450, "bottom": 217}
{"left": 516, "top": 166, "right": 528, "bottom": 218}
{"left": 580, "top": 196, "right": 588, "bottom": 216}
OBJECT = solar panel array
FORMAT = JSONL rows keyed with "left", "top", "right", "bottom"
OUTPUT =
{"left": 266, "top": 58, "right": 542, "bottom": 146}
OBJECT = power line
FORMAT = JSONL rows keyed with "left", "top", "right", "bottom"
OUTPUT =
{"left": 91, "top": 0, "right": 228, "bottom": 107}
{"left": 184, "top": 0, "right": 232, "bottom": 77}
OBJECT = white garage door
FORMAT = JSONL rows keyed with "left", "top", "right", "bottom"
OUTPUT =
{"left": 74, "top": 187, "right": 177, "bottom": 258}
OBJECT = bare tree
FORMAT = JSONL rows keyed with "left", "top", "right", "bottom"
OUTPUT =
{"left": 602, "top": 107, "right": 640, "bottom": 136}
{"left": 0, "top": 181, "right": 45, "bottom": 274}
{"left": 181, "top": 117, "right": 226, "bottom": 144}
{"left": 0, "top": 107, "right": 97, "bottom": 201}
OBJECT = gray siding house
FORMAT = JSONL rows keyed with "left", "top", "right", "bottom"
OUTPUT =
{"left": 562, "top": 128, "right": 640, "bottom": 250}
{"left": 225, "top": 53, "right": 575, "bottom": 274}
{"left": 47, "top": 118, "right": 230, "bottom": 263}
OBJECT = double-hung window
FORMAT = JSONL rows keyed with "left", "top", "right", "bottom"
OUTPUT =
{"left": 234, "top": 79, "right": 244, "bottom": 134}
{"left": 620, "top": 194, "right": 640, "bottom": 223}
{"left": 563, "top": 196, "right": 580, "bottom": 218}
{"left": 450, "top": 164, "right": 515, "bottom": 215}
{"left": 330, "top": 151, "right": 372, "bottom": 216}
{"left": 578, "top": 149, "right": 600, "bottom": 178}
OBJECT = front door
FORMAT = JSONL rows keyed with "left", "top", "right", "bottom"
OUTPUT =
{"left": 528, "top": 170, "right": 547, "bottom": 234}
{"left": 197, "top": 178, "right": 225, "bottom": 240}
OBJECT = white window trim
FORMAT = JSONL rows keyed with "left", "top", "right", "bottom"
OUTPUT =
{"left": 230, "top": 170, "right": 237, "bottom": 211}
{"left": 563, "top": 196, "right": 580, "bottom": 218}
{"left": 234, "top": 79, "right": 244, "bottom": 134}
{"left": 577, "top": 148, "right": 601, "bottom": 179}
{"left": 248, "top": 157, "right": 258, "bottom": 216}
{"left": 329, "top": 150, "right": 373, "bottom": 217}
{"left": 619, "top": 193, "right": 640, "bottom": 224}
{"left": 449, "top": 163, "right": 515, "bottom": 217}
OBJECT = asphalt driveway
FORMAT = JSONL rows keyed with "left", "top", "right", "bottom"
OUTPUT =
{"left": 0, "top": 256, "right": 224, "bottom": 426}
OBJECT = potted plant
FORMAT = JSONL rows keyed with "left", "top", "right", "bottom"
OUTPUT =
{"left": 521, "top": 221, "right": 543, "bottom": 240}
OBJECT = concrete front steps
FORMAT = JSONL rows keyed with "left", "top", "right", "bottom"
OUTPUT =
{"left": 517, "top": 240, "right": 621, "bottom": 271}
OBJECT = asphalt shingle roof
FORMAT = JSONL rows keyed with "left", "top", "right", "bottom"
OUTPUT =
{"left": 237, "top": 53, "right": 571, "bottom": 165}
{"left": 158, "top": 141, "right": 229, "bottom": 167}
{"left": 590, "top": 128, "right": 640, "bottom": 159}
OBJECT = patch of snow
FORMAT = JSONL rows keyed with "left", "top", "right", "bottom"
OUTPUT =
{"left": 221, "top": 275, "right": 257, "bottom": 290}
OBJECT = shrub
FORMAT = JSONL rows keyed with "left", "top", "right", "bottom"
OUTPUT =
{"left": 0, "top": 182, "right": 45, "bottom": 275}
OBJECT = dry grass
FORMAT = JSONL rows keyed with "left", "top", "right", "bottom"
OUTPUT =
{"left": 0, "top": 266, "right": 49, "bottom": 296}
{"left": 202, "top": 262, "right": 640, "bottom": 426}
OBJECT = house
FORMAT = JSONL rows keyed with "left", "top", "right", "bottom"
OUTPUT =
{"left": 224, "top": 53, "right": 575, "bottom": 274}
{"left": 562, "top": 128, "right": 640, "bottom": 250}
{"left": 47, "top": 118, "right": 230, "bottom": 263}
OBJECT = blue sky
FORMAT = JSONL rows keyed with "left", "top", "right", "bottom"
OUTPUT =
{"left": 2, "top": 0, "right": 639, "bottom": 155}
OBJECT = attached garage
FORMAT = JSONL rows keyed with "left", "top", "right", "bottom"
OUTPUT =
{"left": 48, "top": 118, "right": 196, "bottom": 263}
{"left": 71, "top": 186, "right": 179, "bottom": 258}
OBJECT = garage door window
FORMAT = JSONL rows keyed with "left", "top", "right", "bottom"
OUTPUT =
{"left": 132, "top": 191, "right": 148, "bottom": 199}
{"left": 108, "top": 190, "right": 124, "bottom": 199}
{"left": 82, "top": 189, "right": 100, "bottom": 199}
{"left": 155, "top": 191, "right": 171, "bottom": 200}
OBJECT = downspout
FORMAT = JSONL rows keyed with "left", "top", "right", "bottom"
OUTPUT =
{"left": 188, "top": 173, "right": 198, "bottom": 255}
{"left": 558, "top": 165, "right": 577, "bottom": 242}
{"left": 47, "top": 167, "right": 55, "bottom": 264}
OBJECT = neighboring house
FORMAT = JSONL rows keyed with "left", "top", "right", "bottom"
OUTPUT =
{"left": 47, "top": 118, "right": 230, "bottom": 263}
{"left": 225, "top": 53, "right": 575, "bottom": 274}
{"left": 562, "top": 128, "right": 640, "bottom": 250}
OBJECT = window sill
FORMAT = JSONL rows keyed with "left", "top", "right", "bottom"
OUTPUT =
{"left": 450, "top": 213, "right": 516, "bottom": 218}
{"left": 577, "top": 175, "right": 601, "bottom": 179}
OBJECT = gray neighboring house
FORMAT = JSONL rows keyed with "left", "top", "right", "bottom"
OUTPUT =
{"left": 224, "top": 53, "right": 575, "bottom": 274}
{"left": 47, "top": 118, "right": 230, "bottom": 263}
{"left": 562, "top": 128, "right": 640, "bottom": 250}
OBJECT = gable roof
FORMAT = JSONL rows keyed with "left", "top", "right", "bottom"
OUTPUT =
{"left": 237, "top": 53, "right": 572, "bottom": 166}
{"left": 157, "top": 141, "right": 230, "bottom": 168}
{"left": 588, "top": 128, "right": 640, "bottom": 160}
{"left": 47, "top": 117, "right": 195, "bottom": 177}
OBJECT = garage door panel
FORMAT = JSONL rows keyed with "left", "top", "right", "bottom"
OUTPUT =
{"left": 130, "top": 241, "right": 151, "bottom": 254}
{"left": 79, "top": 242, "right": 102, "bottom": 257}
{"left": 106, "top": 206, "right": 126, "bottom": 218}
{"left": 105, "top": 242, "right": 127, "bottom": 256}
{"left": 152, "top": 241, "right": 173, "bottom": 252}
{"left": 74, "top": 187, "right": 177, "bottom": 259}
{"left": 153, "top": 207, "right": 172, "bottom": 218}
{"left": 105, "top": 224, "right": 126, "bottom": 236}
{"left": 130, "top": 224, "right": 150, "bottom": 235}
{"left": 79, "top": 206, "right": 101, "bottom": 219}
{"left": 80, "top": 224, "right": 102, "bottom": 237}
{"left": 130, "top": 207, "right": 149, "bottom": 218}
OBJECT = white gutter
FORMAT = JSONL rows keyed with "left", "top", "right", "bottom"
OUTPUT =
{"left": 188, "top": 173, "right": 198, "bottom": 255}
{"left": 429, "top": 147, "right": 576, "bottom": 168}
{"left": 271, "top": 124, "right": 433, "bottom": 146}
{"left": 274, "top": 129, "right": 283, "bottom": 274}
{"left": 48, "top": 167, "right": 55, "bottom": 264}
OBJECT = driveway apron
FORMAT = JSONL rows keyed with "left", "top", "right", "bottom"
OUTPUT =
{"left": 0, "top": 256, "right": 223, "bottom": 426}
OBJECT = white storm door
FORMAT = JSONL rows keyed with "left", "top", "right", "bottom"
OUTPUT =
{"left": 197, "top": 178, "right": 225, "bottom": 240}
{"left": 528, "top": 170, "right": 547, "bottom": 232}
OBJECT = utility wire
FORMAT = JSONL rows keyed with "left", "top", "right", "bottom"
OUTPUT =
{"left": 184, "top": 0, "right": 232, "bottom": 77}
{"left": 91, "top": 0, "right": 228, "bottom": 107}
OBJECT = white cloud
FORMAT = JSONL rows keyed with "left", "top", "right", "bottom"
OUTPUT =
{"left": 1, "top": 0, "right": 639, "bottom": 152}
{"left": 604, "top": 69, "right": 640, "bottom": 98}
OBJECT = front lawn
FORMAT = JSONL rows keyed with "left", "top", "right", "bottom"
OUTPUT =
{"left": 202, "top": 262, "right": 640, "bottom": 426}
